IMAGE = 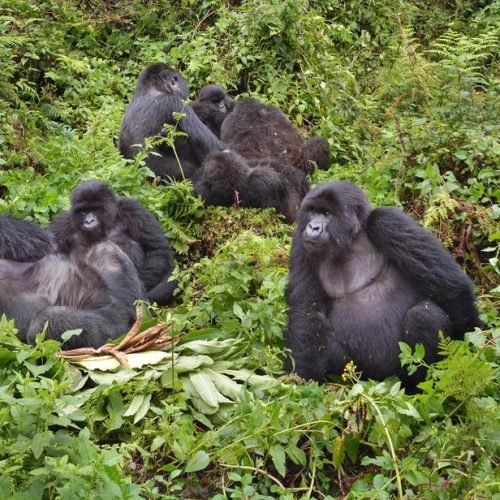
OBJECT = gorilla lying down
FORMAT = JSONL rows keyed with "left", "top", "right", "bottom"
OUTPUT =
{"left": 285, "top": 182, "right": 479, "bottom": 387}
{"left": 192, "top": 92, "right": 330, "bottom": 173}
{"left": 0, "top": 181, "right": 176, "bottom": 348}
{"left": 194, "top": 149, "right": 309, "bottom": 223}
{"left": 0, "top": 222, "right": 144, "bottom": 349}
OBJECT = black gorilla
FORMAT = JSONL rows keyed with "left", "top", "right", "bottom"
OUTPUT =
{"left": 194, "top": 150, "right": 309, "bottom": 223}
{"left": 49, "top": 180, "right": 176, "bottom": 306}
{"left": 119, "top": 63, "right": 224, "bottom": 181}
{"left": 0, "top": 217, "right": 144, "bottom": 349}
{"left": 285, "top": 182, "right": 479, "bottom": 386}
{"left": 220, "top": 98, "right": 330, "bottom": 173}
{"left": 0, "top": 214, "right": 55, "bottom": 261}
{"left": 191, "top": 84, "right": 235, "bottom": 137}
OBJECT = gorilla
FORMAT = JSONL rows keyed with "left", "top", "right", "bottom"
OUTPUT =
{"left": 49, "top": 180, "right": 176, "bottom": 306}
{"left": 220, "top": 98, "right": 330, "bottom": 173}
{"left": 0, "top": 217, "right": 144, "bottom": 349}
{"left": 285, "top": 182, "right": 479, "bottom": 387}
{"left": 0, "top": 214, "right": 55, "bottom": 261}
{"left": 194, "top": 150, "right": 309, "bottom": 223}
{"left": 191, "top": 84, "right": 235, "bottom": 137}
{"left": 119, "top": 63, "right": 224, "bottom": 181}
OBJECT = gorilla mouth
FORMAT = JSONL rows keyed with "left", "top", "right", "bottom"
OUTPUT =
{"left": 302, "top": 238, "right": 328, "bottom": 250}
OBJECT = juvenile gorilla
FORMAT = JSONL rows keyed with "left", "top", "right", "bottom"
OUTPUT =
{"left": 285, "top": 182, "right": 479, "bottom": 386}
{"left": 0, "top": 217, "right": 144, "bottom": 348}
{"left": 220, "top": 98, "right": 330, "bottom": 173}
{"left": 191, "top": 84, "right": 235, "bottom": 137}
{"left": 120, "top": 63, "right": 223, "bottom": 181}
{"left": 50, "top": 180, "right": 176, "bottom": 306}
{"left": 195, "top": 150, "right": 309, "bottom": 223}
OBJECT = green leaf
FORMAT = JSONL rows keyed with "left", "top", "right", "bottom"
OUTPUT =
{"left": 31, "top": 432, "right": 49, "bottom": 459}
{"left": 269, "top": 444, "right": 286, "bottom": 477}
{"left": 233, "top": 303, "right": 245, "bottom": 320}
{"left": 123, "top": 394, "right": 145, "bottom": 417}
{"left": 207, "top": 370, "right": 243, "bottom": 400}
{"left": 187, "top": 373, "right": 220, "bottom": 408}
{"left": 61, "top": 329, "right": 83, "bottom": 341}
{"left": 174, "top": 355, "right": 214, "bottom": 372}
{"left": 133, "top": 393, "right": 151, "bottom": 424}
{"left": 185, "top": 450, "right": 210, "bottom": 473}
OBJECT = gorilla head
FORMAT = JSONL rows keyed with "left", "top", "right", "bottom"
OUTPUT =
{"left": 136, "top": 63, "right": 188, "bottom": 99}
{"left": 297, "top": 182, "right": 370, "bottom": 257}
{"left": 195, "top": 150, "right": 249, "bottom": 206}
{"left": 302, "top": 136, "right": 330, "bottom": 171}
{"left": 191, "top": 84, "right": 235, "bottom": 136}
{"left": 70, "top": 180, "right": 118, "bottom": 243}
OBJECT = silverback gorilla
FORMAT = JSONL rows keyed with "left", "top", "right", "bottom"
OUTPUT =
{"left": 194, "top": 150, "right": 309, "bottom": 223}
{"left": 190, "top": 84, "right": 235, "bottom": 137}
{"left": 120, "top": 63, "right": 223, "bottom": 181}
{"left": 285, "top": 182, "right": 479, "bottom": 387}
{"left": 49, "top": 180, "right": 176, "bottom": 306}
{"left": 0, "top": 215, "right": 144, "bottom": 348}
{"left": 219, "top": 98, "right": 330, "bottom": 173}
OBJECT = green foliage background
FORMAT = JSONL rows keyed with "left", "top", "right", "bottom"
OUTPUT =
{"left": 0, "top": 0, "right": 498, "bottom": 497}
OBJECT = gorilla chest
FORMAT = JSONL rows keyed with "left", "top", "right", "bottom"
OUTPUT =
{"left": 318, "top": 236, "right": 419, "bottom": 330}
{"left": 318, "top": 235, "right": 386, "bottom": 299}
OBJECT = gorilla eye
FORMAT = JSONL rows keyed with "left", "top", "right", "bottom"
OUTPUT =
{"left": 218, "top": 102, "right": 226, "bottom": 112}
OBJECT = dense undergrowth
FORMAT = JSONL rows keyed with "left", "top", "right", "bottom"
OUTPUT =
{"left": 0, "top": 0, "right": 499, "bottom": 497}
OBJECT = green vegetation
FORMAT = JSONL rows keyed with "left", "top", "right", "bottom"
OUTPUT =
{"left": 0, "top": 0, "right": 498, "bottom": 497}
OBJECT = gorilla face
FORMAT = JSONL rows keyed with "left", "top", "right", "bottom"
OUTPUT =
{"left": 70, "top": 180, "right": 118, "bottom": 242}
{"left": 297, "top": 182, "right": 370, "bottom": 258}
{"left": 191, "top": 85, "right": 235, "bottom": 136}
{"left": 138, "top": 63, "right": 189, "bottom": 98}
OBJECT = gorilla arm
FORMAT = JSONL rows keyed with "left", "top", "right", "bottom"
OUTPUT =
{"left": 119, "top": 198, "right": 176, "bottom": 305}
{"left": 48, "top": 211, "right": 75, "bottom": 253}
{"left": 284, "top": 234, "right": 342, "bottom": 381}
{"left": 366, "top": 207, "right": 479, "bottom": 337}
{"left": 0, "top": 215, "right": 55, "bottom": 261}
{"left": 178, "top": 105, "right": 225, "bottom": 158}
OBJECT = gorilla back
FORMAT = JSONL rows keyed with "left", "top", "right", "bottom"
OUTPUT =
{"left": 220, "top": 98, "right": 329, "bottom": 173}
{"left": 285, "top": 182, "right": 479, "bottom": 387}
{"left": 120, "top": 63, "right": 223, "bottom": 181}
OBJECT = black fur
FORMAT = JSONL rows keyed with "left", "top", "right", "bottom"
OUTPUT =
{"left": 49, "top": 180, "right": 176, "bottom": 306}
{"left": 194, "top": 150, "right": 309, "bottom": 223}
{"left": 285, "top": 182, "right": 479, "bottom": 387}
{"left": 191, "top": 84, "right": 235, "bottom": 137}
{"left": 120, "top": 63, "right": 224, "bottom": 181}
{"left": 0, "top": 217, "right": 145, "bottom": 348}
{"left": 0, "top": 215, "right": 55, "bottom": 261}
{"left": 220, "top": 98, "right": 329, "bottom": 173}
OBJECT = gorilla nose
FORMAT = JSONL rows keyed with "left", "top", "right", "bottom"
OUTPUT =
{"left": 83, "top": 213, "right": 97, "bottom": 228}
{"left": 307, "top": 222, "right": 323, "bottom": 234}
